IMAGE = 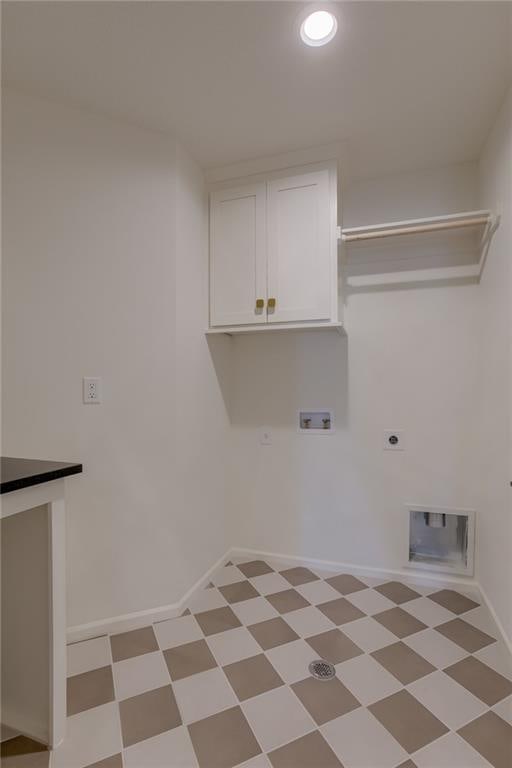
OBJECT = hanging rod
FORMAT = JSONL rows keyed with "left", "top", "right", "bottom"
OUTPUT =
{"left": 341, "top": 210, "right": 492, "bottom": 243}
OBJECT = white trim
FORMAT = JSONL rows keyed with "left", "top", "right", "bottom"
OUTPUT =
{"left": 229, "top": 546, "right": 480, "bottom": 596}
{"left": 66, "top": 549, "right": 231, "bottom": 643}
{"left": 477, "top": 582, "right": 512, "bottom": 657}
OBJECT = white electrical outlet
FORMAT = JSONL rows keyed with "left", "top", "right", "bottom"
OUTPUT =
{"left": 83, "top": 377, "right": 102, "bottom": 404}
{"left": 384, "top": 430, "right": 404, "bottom": 450}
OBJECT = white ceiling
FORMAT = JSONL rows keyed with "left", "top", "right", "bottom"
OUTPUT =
{"left": 3, "top": 1, "right": 511, "bottom": 179}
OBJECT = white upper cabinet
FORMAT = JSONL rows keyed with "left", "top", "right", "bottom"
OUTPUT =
{"left": 209, "top": 162, "right": 339, "bottom": 332}
{"left": 210, "top": 183, "right": 267, "bottom": 327}
{"left": 267, "top": 169, "right": 332, "bottom": 324}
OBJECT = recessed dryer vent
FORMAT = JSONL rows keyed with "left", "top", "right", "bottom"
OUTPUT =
{"left": 407, "top": 505, "right": 475, "bottom": 576}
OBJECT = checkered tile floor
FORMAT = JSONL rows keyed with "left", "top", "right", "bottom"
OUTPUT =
{"left": 3, "top": 558, "right": 512, "bottom": 767}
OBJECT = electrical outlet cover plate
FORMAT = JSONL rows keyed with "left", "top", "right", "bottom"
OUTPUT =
{"left": 384, "top": 430, "right": 404, "bottom": 450}
{"left": 83, "top": 377, "right": 102, "bottom": 404}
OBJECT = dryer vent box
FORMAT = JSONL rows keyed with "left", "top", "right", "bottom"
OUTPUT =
{"left": 407, "top": 505, "right": 475, "bottom": 577}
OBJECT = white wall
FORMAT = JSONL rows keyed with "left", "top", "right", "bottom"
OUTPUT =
{"left": 229, "top": 163, "right": 481, "bottom": 575}
{"left": 1, "top": 90, "right": 231, "bottom": 628}
{"left": 477, "top": 85, "right": 512, "bottom": 643}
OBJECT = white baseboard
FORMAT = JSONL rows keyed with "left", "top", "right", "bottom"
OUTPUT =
{"left": 230, "top": 546, "right": 481, "bottom": 597}
{"left": 68, "top": 543, "right": 511, "bottom": 659}
{"left": 477, "top": 581, "right": 512, "bottom": 656}
{"left": 67, "top": 549, "right": 231, "bottom": 643}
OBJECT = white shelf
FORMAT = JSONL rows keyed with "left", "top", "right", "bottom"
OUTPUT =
{"left": 206, "top": 321, "right": 344, "bottom": 336}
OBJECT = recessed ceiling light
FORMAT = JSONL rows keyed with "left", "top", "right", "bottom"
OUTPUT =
{"left": 300, "top": 10, "right": 337, "bottom": 47}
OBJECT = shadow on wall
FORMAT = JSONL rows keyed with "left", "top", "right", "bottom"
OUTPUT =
{"left": 207, "top": 330, "right": 349, "bottom": 430}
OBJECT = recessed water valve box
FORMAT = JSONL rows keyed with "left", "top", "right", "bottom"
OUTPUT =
{"left": 406, "top": 505, "right": 475, "bottom": 576}
{"left": 299, "top": 410, "right": 333, "bottom": 433}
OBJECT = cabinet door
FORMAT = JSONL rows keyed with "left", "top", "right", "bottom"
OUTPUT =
{"left": 267, "top": 169, "right": 333, "bottom": 323}
{"left": 210, "top": 183, "right": 267, "bottom": 327}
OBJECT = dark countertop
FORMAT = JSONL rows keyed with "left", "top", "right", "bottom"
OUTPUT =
{"left": 0, "top": 457, "right": 83, "bottom": 494}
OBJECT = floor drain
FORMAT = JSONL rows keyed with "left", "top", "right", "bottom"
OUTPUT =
{"left": 309, "top": 659, "right": 336, "bottom": 681}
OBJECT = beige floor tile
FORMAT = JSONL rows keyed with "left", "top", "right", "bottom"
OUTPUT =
{"left": 238, "top": 560, "right": 274, "bottom": 578}
{"left": 119, "top": 684, "right": 181, "bottom": 748}
{"left": 335, "top": 653, "right": 402, "bottom": 706}
{"left": 219, "top": 580, "right": 260, "bottom": 604}
{"left": 67, "top": 636, "right": 111, "bottom": 677}
{"left": 242, "top": 685, "right": 315, "bottom": 752}
{"left": 475, "top": 642, "right": 512, "bottom": 681}
{"left": 84, "top": 756, "right": 122, "bottom": 768}
{"left": 445, "top": 656, "right": 512, "bottom": 706}
{"left": 375, "top": 581, "right": 421, "bottom": 605}
{"left": 326, "top": 574, "right": 368, "bottom": 595}
{"left": 306, "top": 628, "right": 363, "bottom": 665}
{"left": 493, "top": 695, "right": 512, "bottom": 726}
{"left": 207, "top": 626, "right": 262, "bottom": 666}
{"left": 248, "top": 617, "right": 299, "bottom": 650}
{"left": 212, "top": 565, "right": 247, "bottom": 588}
{"left": 265, "top": 588, "right": 310, "bottom": 615}
{"left": 67, "top": 665, "right": 115, "bottom": 716}
{"left": 268, "top": 730, "right": 342, "bottom": 768}
{"left": 173, "top": 667, "right": 238, "bottom": 724}
{"left": 265, "top": 639, "right": 319, "bottom": 684}
{"left": 187, "top": 587, "right": 227, "bottom": 614}
{"left": 427, "top": 589, "right": 480, "bottom": 615}
{"left": 51, "top": 702, "right": 122, "bottom": 768}
{"left": 238, "top": 755, "right": 272, "bottom": 768}
{"left": 317, "top": 597, "right": 366, "bottom": 626}
{"left": 458, "top": 711, "right": 512, "bottom": 768}
{"left": 231, "top": 597, "right": 279, "bottom": 626}
{"left": 279, "top": 567, "right": 319, "bottom": 586}
{"left": 163, "top": 639, "right": 217, "bottom": 681}
{"left": 123, "top": 727, "right": 198, "bottom": 768}
{"left": 408, "top": 670, "right": 487, "bottom": 730}
{"left": 294, "top": 579, "right": 341, "bottom": 605}
{"left": 112, "top": 650, "right": 170, "bottom": 700}
{"left": 322, "top": 706, "right": 408, "bottom": 768}
{"left": 291, "top": 675, "right": 360, "bottom": 725}
{"left": 414, "top": 731, "right": 491, "bottom": 768}
{"left": 462, "top": 606, "right": 499, "bottom": 636}
{"left": 436, "top": 618, "right": 496, "bottom": 653}
{"left": 401, "top": 597, "right": 454, "bottom": 627}
{"left": 249, "top": 573, "right": 291, "bottom": 595}
{"left": 374, "top": 607, "right": 427, "bottom": 638}
{"left": 110, "top": 626, "right": 158, "bottom": 663}
{"left": 282, "top": 606, "right": 335, "bottom": 637}
{"left": 153, "top": 615, "right": 203, "bottom": 650}
{"left": 341, "top": 616, "right": 398, "bottom": 653}
{"left": 194, "top": 606, "right": 242, "bottom": 636}
{"left": 223, "top": 653, "right": 284, "bottom": 701}
{"left": 368, "top": 689, "right": 448, "bottom": 753}
{"left": 188, "top": 705, "right": 261, "bottom": 768}
{"left": 344, "top": 587, "right": 395, "bottom": 616}
{"left": 371, "top": 641, "right": 436, "bottom": 684}
{"left": 403, "top": 628, "right": 467, "bottom": 668}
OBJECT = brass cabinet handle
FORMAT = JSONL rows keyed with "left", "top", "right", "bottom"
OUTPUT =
{"left": 268, "top": 298, "right": 276, "bottom": 309}
{"left": 255, "top": 298, "right": 264, "bottom": 310}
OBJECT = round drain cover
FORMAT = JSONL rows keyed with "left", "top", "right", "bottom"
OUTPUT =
{"left": 309, "top": 659, "right": 336, "bottom": 681}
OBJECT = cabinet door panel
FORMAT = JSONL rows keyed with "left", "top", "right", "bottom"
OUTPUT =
{"left": 210, "top": 183, "right": 266, "bottom": 327}
{"left": 267, "top": 170, "right": 333, "bottom": 323}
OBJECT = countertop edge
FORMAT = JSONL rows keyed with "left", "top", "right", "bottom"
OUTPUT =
{"left": 0, "top": 463, "right": 83, "bottom": 495}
